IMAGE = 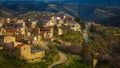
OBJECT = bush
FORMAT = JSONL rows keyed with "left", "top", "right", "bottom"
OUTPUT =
{"left": 60, "top": 31, "right": 83, "bottom": 43}
{"left": 75, "top": 17, "right": 86, "bottom": 30}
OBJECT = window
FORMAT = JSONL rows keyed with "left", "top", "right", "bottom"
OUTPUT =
{"left": 15, "top": 25, "right": 17, "bottom": 28}
{"left": 24, "top": 47, "right": 26, "bottom": 50}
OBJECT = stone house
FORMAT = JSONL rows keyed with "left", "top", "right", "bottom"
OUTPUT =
{"left": 4, "top": 35, "right": 21, "bottom": 48}
{"left": 76, "top": 23, "right": 81, "bottom": 31}
{"left": 37, "top": 34, "right": 42, "bottom": 41}
{"left": 46, "top": 20, "right": 55, "bottom": 27}
{"left": 3, "top": 23, "right": 22, "bottom": 29}
{"left": 58, "top": 27, "right": 63, "bottom": 35}
{"left": 0, "top": 36, "right": 15, "bottom": 50}
{"left": 4, "top": 35, "right": 16, "bottom": 43}
{"left": 20, "top": 20, "right": 26, "bottom": 35}
{"left": 4, "top": 22, "right": 26, "bottom": 35}
{"left": 24, "top": 35, "right": 34, "bottom": 44}
{"left": 2, "top": 22, "right": 24, "bottom": 35}
{"left": 15, "top": 35, "right": 25, "bottom": 42}
{"left": 2, "top": 28, "right": 21, "bottom": 35}
{"left": 0, "top": 46, "right": 3, "bottom": 50}
{"left": 4, "top": 42, "right": 14, "bottom": 50}
{"left": 0, "top": 35, "right": 21, "bottom": 50}
{"left": 14, "top": 44, "right": 45, "bottom": 62}
{"left": 0, "top": 18, "right": 4, "bottom": 27}
{"left": 42, "top": 27, "right": 54, "bottom": 39}
{"left": 20, "top": 26, "right": 25, "bottom": 35}
{"left": 56, "top": 13, "right": 65, "bottom": 20}
{"left": 40, "top": 32, "right": 47, "bottom": 39}
{"left": 71, "top": 23, "right": 81, "bottom": 31}
{"left": 7, "top": 18, "right": 11, "bottom": 23}
{"left": 31, "top": 27, "right": 40, "bottom": 35}
{"left": 31, "top": 21, "right": 37, "bottom": 28}
{"left": 51, "top": 16, "right": 56, "bottom": 24}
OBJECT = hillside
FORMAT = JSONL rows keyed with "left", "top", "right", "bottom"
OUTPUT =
{"left": 0, "top": 11, "right": 119, "bottom": 68}
{"left": 0, "top": 6, "right": 18, "bottom": 17}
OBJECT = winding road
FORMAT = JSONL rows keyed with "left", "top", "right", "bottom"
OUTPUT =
{"left": 48, "top": 23, "right": 91, "bottom": 68}
{"left": 48, "top": 51, "right": 68, "bottom": 68}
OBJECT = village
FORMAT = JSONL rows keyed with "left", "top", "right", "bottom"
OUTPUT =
{"left": 0, "top": 12, "right": 81, "bottom": 63}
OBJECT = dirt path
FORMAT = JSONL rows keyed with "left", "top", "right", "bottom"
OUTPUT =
{"left": 48, "top": 51, "right": 68, "bottom": 68}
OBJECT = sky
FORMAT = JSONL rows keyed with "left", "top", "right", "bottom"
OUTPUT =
{"left": 0, "top": 0, "right": 120, "bottom": 6}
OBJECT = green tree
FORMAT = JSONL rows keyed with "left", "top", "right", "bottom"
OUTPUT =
{"left": 75, "top": 17, "right": 86, "bottom": 30}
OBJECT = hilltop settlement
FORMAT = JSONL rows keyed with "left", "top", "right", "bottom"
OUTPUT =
{"left": 0, "top": 12, "right": 81, "bottom": 63}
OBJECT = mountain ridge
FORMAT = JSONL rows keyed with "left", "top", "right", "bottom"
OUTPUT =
{"left": 0, "top": 1, "right": 120, "bottom": 27}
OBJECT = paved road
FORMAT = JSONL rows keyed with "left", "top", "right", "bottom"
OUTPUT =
{"left": 48, "top": 51, "right": 68, "bottom": 68}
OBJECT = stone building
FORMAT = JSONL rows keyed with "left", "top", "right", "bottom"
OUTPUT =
{"left": 4, "top": 35, "right": 16, "bottom": 43}
{"left": 2, "top": 28, "right": 20, "bottom": 35}
{"left": 42, "top": 27, "right": 54, "bottom": 39}
{"left": 4, "top": 35, "right": 21, "bottom": 47}
{"left": 7, "top": 18, "right": 10, "bottom": 23}
{"left": 71, "top": 23, "right": 81, "bottom": 31}
{"left": 1, "top": 22, "right": 24, "bottom": 35}
{"left": 14, "top": 44, "right": 45, "bottom": 62}
{"left": 37, "top": 34, "right": 42, "bottom": 41}
{"left": 58, "top": 27, "right": 63, "bottom": 35}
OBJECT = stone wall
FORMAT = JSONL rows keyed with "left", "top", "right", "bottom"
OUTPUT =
{"left": 31, "top": 51, "right": 45, "bottom": 60}
{"left": 4, "top": 36, "right": 16, "bottom": 43}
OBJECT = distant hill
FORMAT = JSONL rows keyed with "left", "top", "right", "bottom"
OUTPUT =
{"left": 96, "top": 16, "right": 120, "bottom": 27}
{"left": 0, "top": 1, "right": 120, "bottom": 27}
{"left": 0, "top": 6, "right": 18, "bottom": 17}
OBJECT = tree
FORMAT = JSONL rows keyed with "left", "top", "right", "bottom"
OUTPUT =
{"left": 75, "top": 17, "right": 86, "bottom": 30}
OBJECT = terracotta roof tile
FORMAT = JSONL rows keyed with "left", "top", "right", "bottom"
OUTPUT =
{"left": 27, "top": 36, "right": 34, "bottom": 41}
{"left": 4, "top": 23, "right": 14, "bottom": 26}
{"left": 57, "top": 14, "right": 65, "bottom": 18}
{"left": 40, "top": 31, "right": 45, "bottom": 35}
{"left": 43, "top": 27, "right": 52, "bottom": 31}
{"left": 5, "top": 28, "right": 20, "bottom": 33}
{"left": 15, "top": 44, "right": 24, "bottom": 49}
